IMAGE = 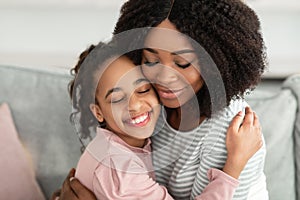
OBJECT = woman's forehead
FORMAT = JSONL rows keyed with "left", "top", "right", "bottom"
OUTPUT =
{"left": 144, "top": 28, "right": 194, "bottom": 52}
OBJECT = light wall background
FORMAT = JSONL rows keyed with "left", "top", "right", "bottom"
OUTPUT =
{"left": 0, "top": 0, "right": 299, "bottom": 78}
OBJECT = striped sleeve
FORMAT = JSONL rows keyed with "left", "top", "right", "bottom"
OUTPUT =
{"left": 191, "top": 100, "right": 266, "bottom": 200}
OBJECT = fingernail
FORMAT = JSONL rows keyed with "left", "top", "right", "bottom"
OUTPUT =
{"left": 237, "top": 111, "right": 243, "bottom": 116}
{"left": 69, "top": 177, "right": 75, "bottom": 182}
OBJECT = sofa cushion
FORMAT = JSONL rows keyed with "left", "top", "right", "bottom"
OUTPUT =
{"left": 246, "top": 84, "right": 298, "bottom": 200}
{"left": 0, "top": 65, "right": 82, "bottom": 199}
{"left": 282, "top": 74, "right": 300, "bottom": 200}
{"left": 0, "top": 103, "right": 45, "bottom": 200}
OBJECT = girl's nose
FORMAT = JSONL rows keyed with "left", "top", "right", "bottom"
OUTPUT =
{"left": 128, "top": 94, "right": 143, "bottom": 112}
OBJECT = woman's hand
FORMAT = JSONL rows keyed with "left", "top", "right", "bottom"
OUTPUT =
{"left": 223, "top": 107, "right": 263, "bottom": 179}
{"left": 51, "top": 168, "right": 96, "bottom": 200}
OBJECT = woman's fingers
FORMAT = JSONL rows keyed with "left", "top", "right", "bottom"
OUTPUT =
{"left": 62, "top": 168, "right": 75, "bottom": 192}
{"left": 50, "top": 189, "right": 61, "bottom": 200}
{"left": 70, "top": 178, "right": 97, "bottom": 200}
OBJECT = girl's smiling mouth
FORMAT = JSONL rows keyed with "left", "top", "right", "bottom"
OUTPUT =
{"left": 125, "top": 112, "right": 151, "bottom": 127}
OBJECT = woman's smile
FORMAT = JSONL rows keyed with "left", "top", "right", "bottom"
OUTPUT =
{"left": 155, "top": 85, "right": 186, "bottom": 100}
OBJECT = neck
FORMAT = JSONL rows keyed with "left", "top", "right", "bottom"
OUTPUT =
{"left": 107, "top": 127, "right": 146, "bottom": 148}
{"left": 165, "top": 98, "right": 206, "bottom": 131}
{"left": 119, "top": 134, "right": 146, "bottom": 148}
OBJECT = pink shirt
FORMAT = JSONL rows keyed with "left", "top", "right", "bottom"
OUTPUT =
{"left": 75, "top": 128, "right": 239, "bottom": 200}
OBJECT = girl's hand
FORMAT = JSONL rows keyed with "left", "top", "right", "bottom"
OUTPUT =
{"left": 51, "top": 168, "right": 97, "bottom": 200}
{"left": 223, "top": 107, "right": 263, "bottom": 179}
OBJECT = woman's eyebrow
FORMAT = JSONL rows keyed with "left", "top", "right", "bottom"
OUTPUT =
{"left": 143, "top": 48, "right": 158, "bottom": 54}
{"left": 105, "top": 87, "right": 122, "bottom": 99}
{"left": 171, "top": 49, "right": 195, "bottom": 55}
{"left": 143, "top": 47, "right": 195, "bottom": 55}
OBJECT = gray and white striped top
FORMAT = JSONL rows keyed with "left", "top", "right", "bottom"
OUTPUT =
{"left": 151, "top": 99, "right": 266, "bottom": 200}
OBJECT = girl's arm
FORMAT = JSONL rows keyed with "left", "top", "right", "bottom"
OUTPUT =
{"left": 223, "top": 107, "right": 263, "bottom": 179}
{"left": 195, "top": 107, "right": 262, "bottom": 200}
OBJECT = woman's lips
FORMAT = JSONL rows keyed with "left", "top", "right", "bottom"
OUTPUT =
{"left": 156, "top": 87, "right": 184, "bottom": 99}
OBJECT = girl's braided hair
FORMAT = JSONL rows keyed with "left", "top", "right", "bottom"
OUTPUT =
{"left": 68, "top": 42, "right": 121, "bottom": 140}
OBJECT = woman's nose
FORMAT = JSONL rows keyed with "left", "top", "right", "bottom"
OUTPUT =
{"left": 156, "top": 64, "right": 178, "bottom": 85}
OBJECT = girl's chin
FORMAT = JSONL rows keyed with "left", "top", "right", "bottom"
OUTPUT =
{"left": 124, "top": 126, "right": 155, "bottom": 139}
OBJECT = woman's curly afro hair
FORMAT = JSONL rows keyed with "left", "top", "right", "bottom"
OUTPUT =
{"left": 113, "top": 0, "right": 267, "bottom": 117}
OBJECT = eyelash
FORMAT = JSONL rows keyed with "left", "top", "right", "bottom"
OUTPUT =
{"left": 176, "top": 63, "right": 191, "bottom": 69}
{"left": 143, "top": 60, "right": 192, "bottom": 69}
{"left": 111, "top": 97, "right": 125, "bottom": 104}
{"left": 138, "top": 88, "right": 150, "bottom": 94}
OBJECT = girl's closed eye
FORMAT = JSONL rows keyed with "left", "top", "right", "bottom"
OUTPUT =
{"left": 111, "top": 97, "right": 125, "bottom": 104}
{"left": 143, "top": 60, "right": 159, "bottom": 67}
{"left": 110, "top": 93, "right": 126, "bottom": 104}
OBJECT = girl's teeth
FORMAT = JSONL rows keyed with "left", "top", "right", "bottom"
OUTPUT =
{"left": 131, "top": 113, "right": 148, "bottom": 124}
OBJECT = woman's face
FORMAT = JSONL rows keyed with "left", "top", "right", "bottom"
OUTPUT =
{"left": 92, "top": 56, "right": 160, "bottom": 147}
{"left": 141, "top": 20, "right": 204, "bottom": 109}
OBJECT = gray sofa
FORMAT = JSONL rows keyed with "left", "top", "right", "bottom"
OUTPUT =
{"left": 0, "top": 64, "right": 299, "bottom": 200}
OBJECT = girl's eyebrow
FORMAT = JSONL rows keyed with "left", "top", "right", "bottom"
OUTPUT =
{"left": 134, "top": 78, "right": 150, "bottom": 85}
{"left": 105, "top": 87, "right": 122, "bottom": 99}
{"left": 143, "top": 47, "right": 195, "bottom": 55}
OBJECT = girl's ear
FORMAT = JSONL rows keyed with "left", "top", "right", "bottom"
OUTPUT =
{"left": 89, "top": 104, "right": 104, "bottom": 122}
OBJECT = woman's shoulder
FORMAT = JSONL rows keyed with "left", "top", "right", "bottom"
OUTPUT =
{"left": 200, "top": 99, "right": 249, "bottom": 151}
{"left": 227, "top": 98, "right": 249, "bottom": 115}
{"left": 213, "top": 98, "right": 248, "bottom": 120}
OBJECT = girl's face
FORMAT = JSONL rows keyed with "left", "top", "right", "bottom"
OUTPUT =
{"left": 141, "top": 20, "right": 204, "bottom": 109}
{"left": 91, "top": 56, "right": 160, "bottom": 147}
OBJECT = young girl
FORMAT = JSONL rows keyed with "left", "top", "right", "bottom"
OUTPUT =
{"left": 65, "top": 41, "right": 262, "bottom": 200}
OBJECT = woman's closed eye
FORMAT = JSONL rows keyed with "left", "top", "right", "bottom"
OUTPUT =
{"left": 176, "top": 62, "right": 192, "bottom": 69}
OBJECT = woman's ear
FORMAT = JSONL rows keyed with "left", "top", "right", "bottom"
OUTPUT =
{"left": 89, "top": 104, "right": 104, "bottom": 122}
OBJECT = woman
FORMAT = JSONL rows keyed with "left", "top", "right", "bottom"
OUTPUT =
{"left": 53, "top": 0, "right": 268, "bottom": 199}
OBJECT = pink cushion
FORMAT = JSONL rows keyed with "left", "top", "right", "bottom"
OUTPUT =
{"left": 0, "top": 103, "right": 45, "bottom": 200}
